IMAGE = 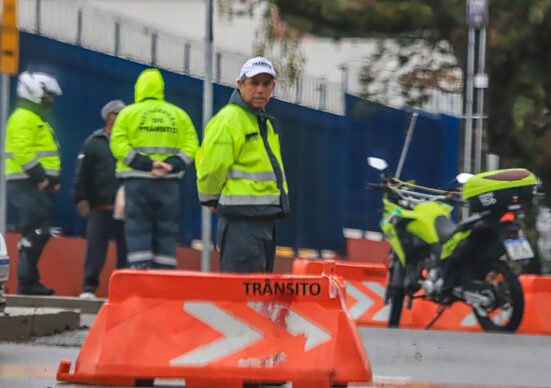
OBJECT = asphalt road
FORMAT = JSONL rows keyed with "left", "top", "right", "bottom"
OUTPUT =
{"left": 359, "top": 327, "right": 551, "bottom": 387}
{"left": 1, "top": 313, "right": 550, "bottom": 388}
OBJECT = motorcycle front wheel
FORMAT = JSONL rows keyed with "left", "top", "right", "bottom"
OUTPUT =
{"left": 388, "top": 287, "right": 405, "bottom": 327}
{"left": 473, "top": 260, "right": 524, "bottom": 332}
{"left": 386, "top": 255, "right": 405, "bottom": 328}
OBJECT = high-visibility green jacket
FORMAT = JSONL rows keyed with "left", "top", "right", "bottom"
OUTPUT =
{"left": 196, "top": 90, "right": 290, "bottom": 218}
{"left": 4, "top": 100, "right": 61, "bottom": 183}
{"left": 110, "top": 68, "right": 199, "bottom": 179}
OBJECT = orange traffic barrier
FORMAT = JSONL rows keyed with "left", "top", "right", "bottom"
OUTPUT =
{"left": 57, "top": 270, "right": 372, "bottom": 387}
{"left": 517, "top": 275, "right": 551, "bottom": 334}
{"left": 293, "top": 259, "right": 551, "bottom": 335}
{"left": 293, "top": 259, "right": 390, "bottom": 327}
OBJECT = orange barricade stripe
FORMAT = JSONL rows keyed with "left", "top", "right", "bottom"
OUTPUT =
{"left": 293, "top": 259, "right": 551, "bottom": 335}
{"left": 58, "top": 270, "right": 372, "bottom": 387}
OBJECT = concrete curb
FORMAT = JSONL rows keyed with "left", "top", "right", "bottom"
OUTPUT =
{"left": 0, "top": 307, "right": 80, "bottom": 341}
{"left": 5, "top": 294, "right": 105, "bottom": 314}
{"left": 0, "top": 295, "right": 105, "bottom": 341}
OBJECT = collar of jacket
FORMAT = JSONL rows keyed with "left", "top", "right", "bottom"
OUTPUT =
{"left": 228, "top": 90, "right": 275, "bottom": 121}
{"left": 17, "top": 98, "right": 46, "bottom": 118}
{"left": 91, "top": 128, "right": 109, "bottom": 139}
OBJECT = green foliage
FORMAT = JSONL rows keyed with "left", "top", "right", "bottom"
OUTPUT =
{"left": 357, "top": 38, "right": 461, "bottom": 106}
{"left": 268, "top": 0, "right": 551, "bottom": 186}
{"left": 252, "top": 4, "right": 305, "bottom": 83}
{"left": 218, "top": 0, "right": 306, "bottom": 82}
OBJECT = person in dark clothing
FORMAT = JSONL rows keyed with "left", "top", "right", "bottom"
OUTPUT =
{"left": 74, "top": 100, "right": 127, "bottom": 298}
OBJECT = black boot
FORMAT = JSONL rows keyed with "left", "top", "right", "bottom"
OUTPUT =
{"left": 16, "top": 230, "right": 52, "bottom": 296}
{"left": 16, "top": 282, "right": 55, "bottom": 295}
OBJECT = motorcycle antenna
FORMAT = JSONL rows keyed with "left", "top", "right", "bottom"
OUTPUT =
{"left": 395, "top": 111, "right": 419, "bottom": 179}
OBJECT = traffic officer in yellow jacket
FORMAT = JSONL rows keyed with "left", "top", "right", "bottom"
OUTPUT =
{"left": 110, "top": 68, "right": 199, "bottom": 269}
{"left": 5, "top": 71, "right": 62, "bottom": 295}
{"left": 196, "top": 57, "right": 290, "bottom": 273}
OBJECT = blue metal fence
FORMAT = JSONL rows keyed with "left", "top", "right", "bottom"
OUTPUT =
{"left": 344, "top": 95, "right": 461, "bottom": 231}
{"left": 6, "top": 33, "right": 460, "bottom": 254}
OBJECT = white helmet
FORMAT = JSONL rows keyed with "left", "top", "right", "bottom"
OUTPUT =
{"left": 17, "top": 71, "right": 62, "bottom": 104}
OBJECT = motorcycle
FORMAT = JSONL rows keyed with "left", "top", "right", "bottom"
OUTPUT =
{"left": 367, "top": 157, "right": 535, "bottom": 332}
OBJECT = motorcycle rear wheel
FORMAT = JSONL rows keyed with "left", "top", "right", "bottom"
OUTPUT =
{"left": 473, "top": 260, "right": 524, "bottom": 332}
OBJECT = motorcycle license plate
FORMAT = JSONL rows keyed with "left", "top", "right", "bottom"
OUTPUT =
{"left": 504, "top": 238, "right": 534, "bottom": 261}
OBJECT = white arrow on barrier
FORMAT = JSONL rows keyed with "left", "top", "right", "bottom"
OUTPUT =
{"left": 461, "top": 312, "right": 478, "bottom": 327}
{"left": 170, "top": 302, "right": 263, "bottom": 366}
{"left": 461, "top": 310, "right": 510, "bottom": 327}
{"left": 344, "top": 281, "right": 390, "bottom": 322}
{"left": 248, "top": 302, "right": 332, "bottom": 351}
{"left": 345, "top": 281, "right": 374, "bottom": 320}
{"left": 362, "top": 281, "right": 391, "bottom": 322}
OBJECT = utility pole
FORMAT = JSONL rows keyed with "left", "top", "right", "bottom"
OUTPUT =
{"left": 463, "top": 0, "right": 488, "bottom": 218}
{"left": 0, "top": 0, "right": 20, "bottom": 237}
{"left": 200, "top": 0, "right": 214, "bottom": 272}
{"left": 465, "top": 0, "right": 489, "bottom": 174}
{"left": 0, "top": 0, "right": 19, "bottom": 313}
{"left": 474, "top": 27, "right": 488, "bottom": 173}
{"left": 463, "top": 26, "right": 475, "bottom": 175}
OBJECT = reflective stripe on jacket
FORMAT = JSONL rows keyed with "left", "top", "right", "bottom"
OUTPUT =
{"left": 4, "top": 106, "right": 60, "bottom": 181}
{"left": 196, "top": 90, "right": 289, "bottom": 218}
{"left": 110, "top": 68, "right": 199, "bottom": 178}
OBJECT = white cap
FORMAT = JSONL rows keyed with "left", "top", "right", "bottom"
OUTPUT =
{"left": 101, "top": 99, "right": 125, "bottom": 120}
{"left": 238, "top": 56, "right": 276, "bottom": 80}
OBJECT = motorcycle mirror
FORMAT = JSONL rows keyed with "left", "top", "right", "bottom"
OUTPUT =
{"left": 456, "top": 173, "right": 474, "bottom": 184}
{"left": 367, "top": 157, "right": 388, "bottom": 171}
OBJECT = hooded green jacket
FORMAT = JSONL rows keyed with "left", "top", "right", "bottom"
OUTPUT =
{"left": 110, "top": 68, "right": 199, "bottom": 178}
{"left": 4, "top": 100, "right": 61, "bottom": 184}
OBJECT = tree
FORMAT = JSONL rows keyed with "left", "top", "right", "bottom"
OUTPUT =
{"left": 266, "top": 0, "right": 551, "bottom": 191}
{"left": 218, "top": 0, "right": 306, "bottom": 82}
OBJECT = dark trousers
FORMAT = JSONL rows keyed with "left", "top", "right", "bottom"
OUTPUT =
{"left": 7, "top": 180, "right": 53, "bottom": 286}
{"left": 124, "top": 178, "right": 179, "bottom": 269}
{"left": 81, "top": 209, "right": 127, "bottom": 293}
{"left": 217, "top": 215, "right": 276, "bottom": 273}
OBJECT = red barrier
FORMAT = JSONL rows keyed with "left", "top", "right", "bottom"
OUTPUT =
{"left": 345, "top": 237, "right": 390, "bottom": 264}
{"left": 517, "top": 275, "right": 551, "bottom": 334}
{"left": 57, "top": 270, "right": 372, "bottom": 387}
{"left": 293, "top": 259, "right": 551, "bottom": 335}
{"left": 293, "top": 259, "right": 391, "bottom": 327}
{"left": 3, "top": 233, "right": 295, "bottom": 297}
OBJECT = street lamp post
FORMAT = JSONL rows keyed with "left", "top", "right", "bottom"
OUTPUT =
{"left": 200, "top": 0, "right": 214, "bottom": 272}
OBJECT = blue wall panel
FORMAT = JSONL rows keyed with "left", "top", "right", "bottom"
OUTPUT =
{"left": 344, "top": 95, "right": 461, "bottom": 231}
{"left": 6, "top": 33, "right": 459, "bottom": 254}
{"left": 8, "top": 33, "right": 350, "bottom": 251}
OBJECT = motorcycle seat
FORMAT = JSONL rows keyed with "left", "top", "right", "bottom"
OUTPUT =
{"left": 435, "top": 215, "right": 456, "bottom": 243}
{"left": 440, "top": 213, "right": 484, "bottom": 244}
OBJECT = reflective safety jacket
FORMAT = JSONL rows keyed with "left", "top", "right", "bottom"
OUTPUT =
{"left": 196, "top": 90, "right": 290, "bottom": 218}
{"left": 110, "top": 68, "right": 199, "bottom": 179}
{"left": 4, "top": 100, "right": 61, "bottom": 184}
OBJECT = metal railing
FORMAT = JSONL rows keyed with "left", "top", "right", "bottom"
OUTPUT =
{"left": 13, "top": 0, "right": 462, "bottom": 117}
